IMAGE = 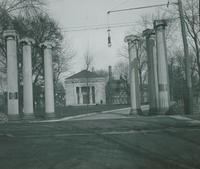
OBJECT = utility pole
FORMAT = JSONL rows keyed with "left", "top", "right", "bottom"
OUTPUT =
{"left": 178, "top": 0, "right": 193, "bottom": 114}
{"left": 199, "top": 0, "right": 200, "bottom": 29}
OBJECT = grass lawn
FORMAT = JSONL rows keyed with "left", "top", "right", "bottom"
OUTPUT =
{"left": 34, "top": 104, "right": 130, "bottom": 119}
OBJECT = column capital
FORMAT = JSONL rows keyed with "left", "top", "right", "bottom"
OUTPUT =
{"left": 143, "top": 29, "right": 155, "bottom": 38}
{"left": 3, "top": 30, "right": 18, "bottom": 40}
{"left": 154, "top": 20, "right": 167, "bottom": 29}
{"left": 39, "top": 41, "right": 55, "bottom": 49}
{"left": 20, "top": 38, "right": 35, "bottom": 46}
{"left": 124, "top": 35, "right": 140, "bottom": 43}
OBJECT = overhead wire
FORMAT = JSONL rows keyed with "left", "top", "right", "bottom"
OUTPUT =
{"left": 31, "top": 1, "right": 178, "bottom": 34}
{"left": 105, "top": 1, "right": 178, "bottom": 47}
{"left": 107, "top": 2, "right": 178, "bottom": 14}
{"left": 62, "top": 22, "right": 138, "bottom": 32}
{"left": 62, "top": 21, "right": 137, "bottom": 30}
{"left": 60, "top": 2, "right": 179, "bottom": 33}
{"left": 61, "top": 16, "right": 185, "bottom": 33}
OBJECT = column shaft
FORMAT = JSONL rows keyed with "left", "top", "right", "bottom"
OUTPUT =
{"left": 80, "top": 87, "right": 83, "bottom": 104}
{"left": 125, "top": 35, "right": 142, "bottom": 115}
{"left": 143, "top": 30, "right": 159, "bottom": 114}
{"left": 89, "top": 86, "right": 93, "bottom": 104}
{"left": 129, "top": 49, "right": 141, "bottom": 114}
{"left": 44, "top": 47, "right": 55, "bottom": 114}
{"left": 154, "top": 20, "right": 170, "bottom": 113}
{"left": 4, "top": 31, "right": 19, "bottom": 119}
{"left": 152, "top": 37, "right": 159, "bottom": 111}
{"left": 22, "top": 42, "right": 34, "bottom": 118}
{"left": 73, "top": 84, "right": 77, "bottom": 104}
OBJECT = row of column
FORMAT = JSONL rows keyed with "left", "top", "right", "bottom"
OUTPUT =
{"left": 3, "top": 29, "right": 55, "bottom": 120}
{"left": 124, "top": 19, "right": 170, "bottom": 115}
{"left": 77, "top": 86, "right": 93, "bottom": 104}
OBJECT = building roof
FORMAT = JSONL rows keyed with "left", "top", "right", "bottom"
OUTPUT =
{"left": 66, "top": 70, "right": 104, "bottom": 79}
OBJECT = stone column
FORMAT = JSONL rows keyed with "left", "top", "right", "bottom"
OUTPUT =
{"left": 143, "top": 29, "right": 159, "bottom": 114}
{"left": 20, "top": 38, "right": 35, "bottom": 119}
{"left": 124, "top": 35, "right": 142, "bottom": 115}
{"left": 80, "top": 87, "right": 83, "bottom": 104}
{"left": 73, "top": 84, "right": 77, "bottom": 104}
{"left": 89, "top": 86, "right": 93, "bottom": 104}
{"left": 154, "top": 20, "right": 170, "bottom": 114}
{"left": 3, "top": 30, "right": 19, "bottom": 120}
{"left": 40, "top": 42, "right": 55, "bottom": 117}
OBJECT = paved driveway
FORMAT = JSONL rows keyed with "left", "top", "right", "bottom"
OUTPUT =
{"left": 1, "top": 113, "right": 200, "bottom": 169}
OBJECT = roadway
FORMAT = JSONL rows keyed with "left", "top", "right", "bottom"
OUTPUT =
{"left": 0, "top": 108, "right": 200, "bottom": 169}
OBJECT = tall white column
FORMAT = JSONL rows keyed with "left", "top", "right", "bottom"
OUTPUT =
{"left": 89, "top": 86, "right": 93, "bottom": 104}
{"left": 80, "top": 87, "right": 83, "bottom": 104}
{"left": 124, "top": 35, "right": 142, "bottom": 115}
{"left": 72, "top": 83, "right": 76, "bottom": 105}
{"left": 20, "top": 38, "right": 35, "bottom": 119}
{"left": 3, "top": 30, "right": 19, "bottom": 120}
{"left": 143, "top": 29, "right": 159, "bottom": 114}
{"left": 154, "top": 20, "right": 170, "bottom": 114}
{"left": 40, "top": 42, "right": 55, "bottom": 117}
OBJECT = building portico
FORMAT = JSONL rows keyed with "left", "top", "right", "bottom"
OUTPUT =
{"left": 64, "top": 70, "right": 106, "bottom": 106}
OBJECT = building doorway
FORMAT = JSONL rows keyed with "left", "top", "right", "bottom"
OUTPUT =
{"left": 81, "top": 87, "right": 89, "bottom": 104}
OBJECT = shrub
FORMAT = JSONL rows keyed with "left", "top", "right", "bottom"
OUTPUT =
{"left": 0, "top": 113, "right": 8, "bottom": 123}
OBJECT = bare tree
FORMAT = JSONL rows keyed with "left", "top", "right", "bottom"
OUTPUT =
{"left": 95, "top": 69, "right": 108, "bottom": 77}
{"left": 53, "top": 41, "right": 76, "bottom": 85}
{"left": 83, "top": 48, "right": 94, "bottom": 106}
{"left": 84, "top": 49, "right": 93, "bottom": 71}
{"left": 0, "top": 0, "right": 45, "bottom": 73}
{"left": 164, "top": 0, "right": 200, "bottom": 81}
{"left": 0, "top": 0, "right": 45, "bottom": 17}
{"left": 164, "top": 0, "right": 200, "bottom": 105}
{"left": 0, "top": 1, "right": 76, "bottom": 108}
{"left": 118, "top": 39, "right": 147, "bottom": 83}
{"left": 118, "top": 35, "right": 147, "bottom": 103}
{"left": 114, "top": 60, "right": 129, "bottom": 79}
{"left": 183, "top": 0, "right": 200, "bottom": 82}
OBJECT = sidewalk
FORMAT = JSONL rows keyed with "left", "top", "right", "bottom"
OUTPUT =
{"left": 31, "top": 107, "right": 133, "bottom": 123}
{"left": 30, "top": 105, "right": 149, "bottom": 123}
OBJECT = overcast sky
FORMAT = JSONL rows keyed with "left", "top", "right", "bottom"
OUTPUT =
{"left": 46, "top": 0, "right": 171, "bottom": 77}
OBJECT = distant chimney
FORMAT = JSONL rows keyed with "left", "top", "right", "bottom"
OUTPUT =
{"left": 108, "top": 66, "right": 112, "bottom": 80}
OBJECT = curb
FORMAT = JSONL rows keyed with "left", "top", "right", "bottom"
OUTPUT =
{"left": 30, "top": 112, "right": 99, "bottom": 123}
{"left": 30, "top": 107, "right": 132, "bottom": 123}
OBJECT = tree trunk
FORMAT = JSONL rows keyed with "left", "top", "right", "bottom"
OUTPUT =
{"left": 193, "top": 34, "right": 200, "bottom": 83}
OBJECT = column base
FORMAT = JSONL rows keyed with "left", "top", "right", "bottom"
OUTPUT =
{"left": 129, "top": 108, "right": 142, "bottom": 115}
{"left": 23, "top": 113, "right": 35, "bottom": 120}
{"left": 45, "top": 112, "right": 56, "bottom": 119}
{"left": 8, "top": 114, "right": 20, "bottom": 121}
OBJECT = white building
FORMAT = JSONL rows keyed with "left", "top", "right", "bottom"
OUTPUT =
{"left": 64, "top": 70, "right": 106, "bottom": 106}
